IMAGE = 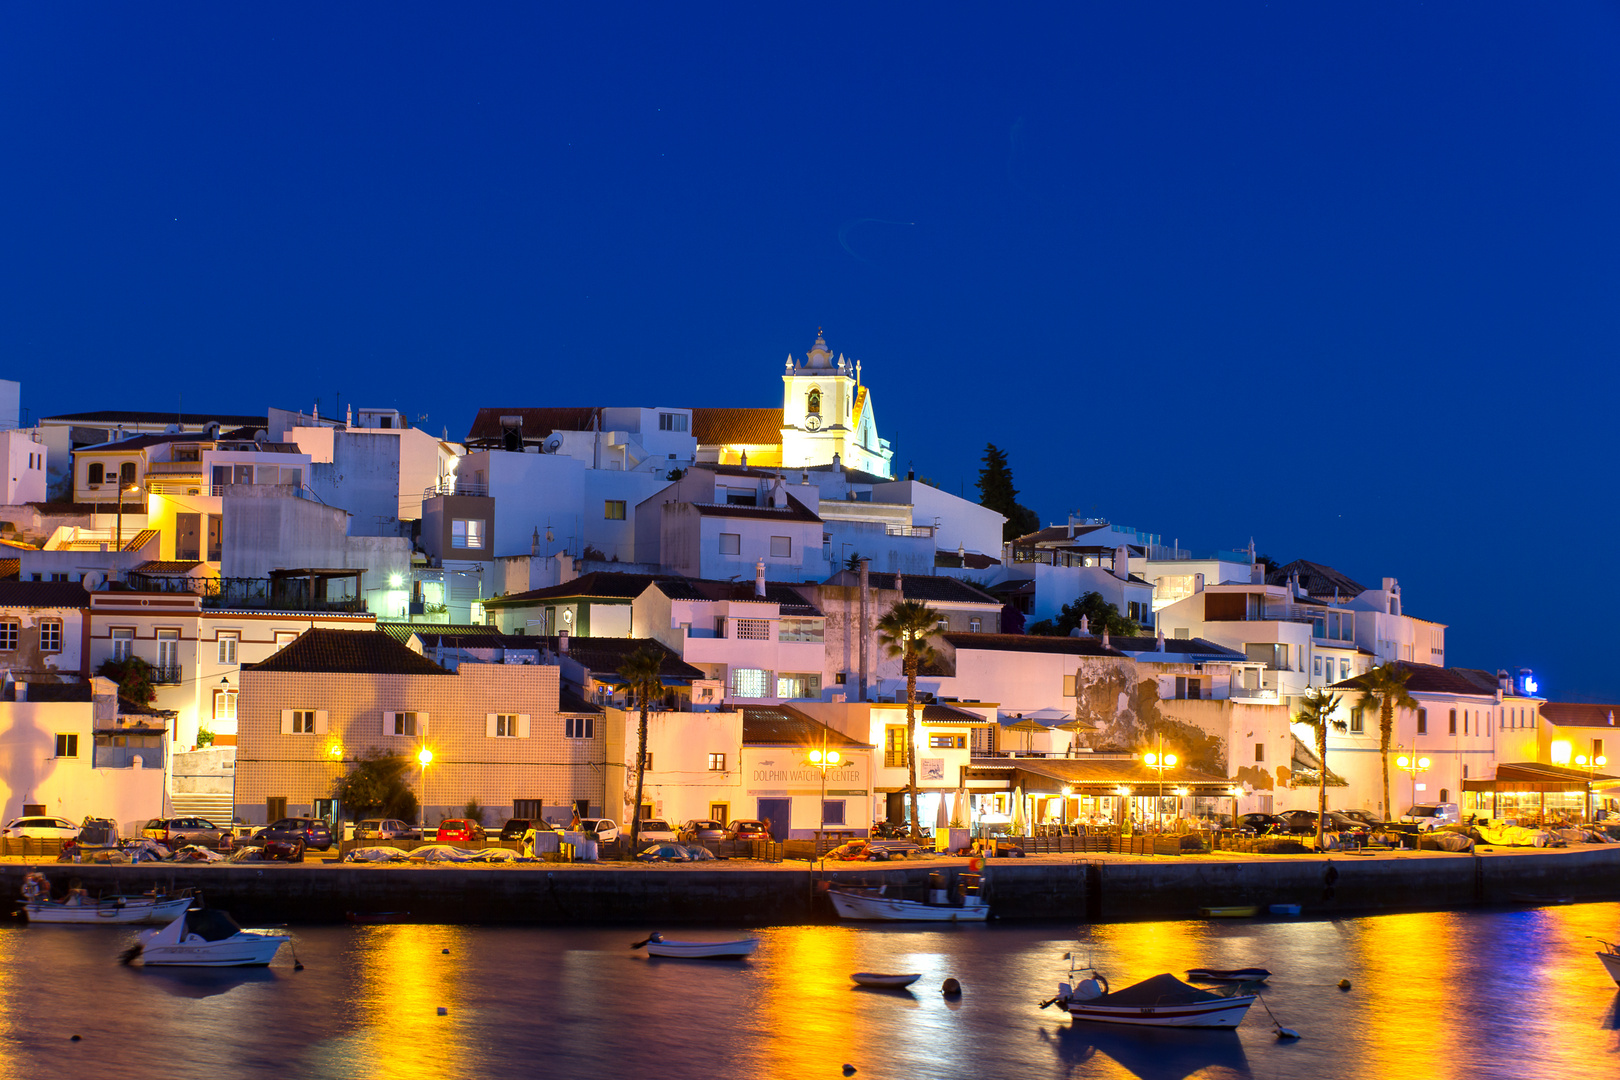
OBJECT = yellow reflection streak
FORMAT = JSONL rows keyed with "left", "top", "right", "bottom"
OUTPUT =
{"left": 333, "top": 924, "right": 471, "bottom": 1079}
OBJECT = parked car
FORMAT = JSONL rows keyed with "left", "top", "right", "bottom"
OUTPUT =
{"left": 141, "top": 817, "right": 232, "bottom": 849}
{"left": 434, "top": 818, "right": 486, "bottom": 843}
{"left": 679, "top": 819, "right": 729, "bottom": 844}
{"left": 1236, "top": 813, "right": 1287, "bottom": 835}
{"left": 1, "top": 816, "right": 81, "bottom": 841}
{"left": 577, "top": 818, "right": 619, "bottom": 843}
{"left": 1279, "top": 810, "right": 1372, "bottom": 837}
{"left": 253, "top": 817, "right": 334, "bottom": 851}
{"left": 634, "top": 818, "right": 678, "bottom": 842}
{"left": 499, "top": 818, "right": 544, "bottom": 842}
{"left": 1337, "top": 809, "right": 1383, "bottom": 829}
{"left": 727, "top": 819, "right": 772, "bottom": 842}
{"left": 1401, "top": 802, "right": 1461, "bottom": 831}
{"left": 354, "top": 818, "right": 417, "bottom": 841}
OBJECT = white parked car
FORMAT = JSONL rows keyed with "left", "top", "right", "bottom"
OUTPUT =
{"left": 577, "top": 818, "right": 620, "bottom": 843}
{"left": 635, "top": 818, "right": 678, "bottom": 842}
{"left": 1, "top": 816, "right": 81, "bottom": 840}
{"left": 1401, "top": 803, "right": 1461, "bottom": 831}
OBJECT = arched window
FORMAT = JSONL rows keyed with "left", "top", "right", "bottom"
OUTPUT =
{"left": 807, "top": 389, "right": 821, "bottom": 416}
{"left": 1439, "top": 788, "right": 1449, "bottom": 802}
{"left": 119, "top": 462, "right": 137, "bottom": 484}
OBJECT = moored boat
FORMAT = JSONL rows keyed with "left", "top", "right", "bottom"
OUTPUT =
{"left": 1199, "top": 906, "right": 1259, "bottom": 918}
{"left": 633, "top": 932, "right": 759, "bottom": 959}
{"left": 18, "top": 874, "right": 194, "bottom": 925}
{"left": 852, "top": 972, "right": 922, "bottom": 988}
{"left": 1049, "top": 971, "right": 1256, "bottom": 1029}
{"left": 835, "top": 887, "right": 984, "bottom": 919}
{"left": 1186, "top": 967, "right": 1271, "bottom": 984}
{"left": 124, "top": 909, "right": 290, "bottom": 967}
{"left": 1597, "top": 940, "right": 1620, "bottom": 986}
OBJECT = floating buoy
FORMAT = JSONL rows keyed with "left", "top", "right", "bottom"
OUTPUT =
{"left": 442, "top": 948, "right": 450, "bottom": 954}
{"left": 842, "top": 1066, "right": 856, "bottom": 1076}
{"left": 942, "top": 978, "right": 962, "bottom": 996}
{"left": 1338, "top": 979, "right": 1352, "bottom": 991}
{"left": 437, "top": 1007, "right": 448, "bottom": 1015}
{"left": 70, "top": 1035, "right": 81, "bottom": 1042}
{"left": 1276, "top": 1027, "right": 1302, "bottom": 1040}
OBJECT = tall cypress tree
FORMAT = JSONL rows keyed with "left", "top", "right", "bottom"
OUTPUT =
{"left": 977, "top": 443, "right": 1039, "bottom": 541}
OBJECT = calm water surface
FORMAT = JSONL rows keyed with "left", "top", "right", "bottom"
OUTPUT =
{"left": 2, "top": 905, "right": 1618, "bottom": 1080}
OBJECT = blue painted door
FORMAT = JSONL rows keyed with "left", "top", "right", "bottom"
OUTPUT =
{"left": 757, "top": 798, "right": 792, "bottom": 842}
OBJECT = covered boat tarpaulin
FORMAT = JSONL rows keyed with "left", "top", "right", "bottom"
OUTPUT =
{"left": 344, "top": 847, "right": 410, "bottom": 863}
{"left": 1092, "top": 973, "right": 1231, "bottom": 1006}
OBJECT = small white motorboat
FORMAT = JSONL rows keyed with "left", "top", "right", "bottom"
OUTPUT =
{"left": 123, "top": 909, "right": 290, "bottom": 967}
{"left": 1045, "top": 969, "right": 1256, "bottom": 1029}
{"left": 828, "top": 886, "right": 990, "bottom": 923}
{"left": 632, "top": 932, "right": 759, "bottom": 959}
{"left": 1186, "top": 967, "right": 1272, "bottom": 984}
{"left": 852, "top": 972, "right": 922, "bottom": 989}
{"left": 1597, "top": 940, "right": 1620, "bottom": 986}
{"left": 18, "top": 874, "right": 194, "bottom": 925}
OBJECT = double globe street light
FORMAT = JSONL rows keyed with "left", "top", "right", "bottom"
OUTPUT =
{"left": 1576, "top": 752, "right": 1608, "bottom": 822}
{"left": 1143, "top": 736, "right": 1177, "bottom": 831}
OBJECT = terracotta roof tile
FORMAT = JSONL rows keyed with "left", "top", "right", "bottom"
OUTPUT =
{"left": 741, "top": 705, "right": 871, "bottom": 747}
{"left": 244, "top": 628, "right": 452, "bottom": 676}
{"left": 941, "top": 632, "right": 1126, "bottom": 658}
{"left": 691, "top": 407, "right": 783, "bottom": 446}
{"left": 1539, "top": 702, "right": 1620, "bottom": 728}
{"left": 0, "top": 580, "right": 90, "bottom": 608}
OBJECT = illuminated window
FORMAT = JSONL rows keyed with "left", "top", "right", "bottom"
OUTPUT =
{"left": 213, "top": 690, "right": 237, "bottom": 721}
{"left": 885, "top": 726, "right": 907, "bottom": 768}
{"left": 217, "top": 632, "right": 239, "bottom": 665}
{"left": 729, "top": 668, "right": 770, "bottom": 698}
{"left": 451, "top": 519, "right": 485, "bottom": 548}
{"left": 708, "top": 753, "right": 726, "bottom": 771}
{"left": 929, "top": 734, "right": 966, "bottom": 749}
{"left": 776, "top": 672, "right": 820, "bottom": 698}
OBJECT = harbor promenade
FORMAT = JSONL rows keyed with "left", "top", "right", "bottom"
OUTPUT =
{"left": 5, "top": 843, "right": 1618, "bottom": 925}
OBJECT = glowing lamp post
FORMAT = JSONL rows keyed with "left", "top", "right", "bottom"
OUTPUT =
{"left": 1395, "top": 752, "right": 1431, "bottom": 818}
{"left": 418, "top": 746, "right": 433, "bottom": 829}
{"left": 808, "top": 746, "right": 841, "bottom": 861}
{"left": 1576, "top": 753, "right": 1608, "bottom": 822}
{"left": 1143, "top": 738, "right": 1177, "bottom": 831}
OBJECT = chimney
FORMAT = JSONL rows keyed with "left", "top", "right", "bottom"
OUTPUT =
{"left": 740, "top": 451, "right": 748, "bottom": 467}
{"left": 832, "top": 452, "right": 841, "bottom": 469}
{"left": 1156, "top": 628, "right": 1165, "bottom": 652}
{"left": 558, "top": 631, "right": 569, "bottom": 653}
{"left": 1080, "top": 615, "right": 1089, "bottom": 634}
{"left": 907, "top": 465, "right": 915, "bottom": 480}
{"left": 1250, "top": 561, "right": 1264, "bottom": 584}
{"left": 1101, "top": 629, "right": 1110, "bottom": 649}
{"left": 755, "top": 559, "right": 767, "bottom": 598}
{"left": 14, "top": 682, "right": 24, "bottom": 702}
{"left": 1497, "top": 669, "right": 1511, "bottom": 693}
{"left": 858, "top": 557, "right": 871, "bottom": 703}
{"left": 894, "top": 572, "right": 903, "bottom": 596}
{"left": 771, "top": 478, "right": 787, "bottom": 509}
{"left": 1193, "top": 573, "right": 1205, "bottom": 593}
{"left": 1114, "top": 545, "right": 1130, "bottom": 581}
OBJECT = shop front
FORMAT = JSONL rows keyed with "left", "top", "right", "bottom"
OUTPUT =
{"left": 962, "top": 755, "right": 1239, "bottom": 834}
{"left": 1463, "top": 761, "right": 1619, "bottom": 824}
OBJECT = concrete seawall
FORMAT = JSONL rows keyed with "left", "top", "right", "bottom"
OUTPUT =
{"left": 6, "top": 847, "right": 1619, "bottom": 925}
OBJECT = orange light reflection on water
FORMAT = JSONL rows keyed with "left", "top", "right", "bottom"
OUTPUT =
{"left": 320, "top": 924, "right": 472, "bottom": 1079}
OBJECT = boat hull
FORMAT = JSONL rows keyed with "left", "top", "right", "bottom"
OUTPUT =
{"left": 1598, "top": 950, "right": 1620, "bottom": 987}
{"left": 852, "top": 972, "right": 922, "bottom": 988}
{"left": 140, "top": 933, "right": 289, "bottom": 967}
{"left": 23, "top": 896, "right": 192, "bottom": 925}
{"left": 1199, "top": 906, "right": 1259, "bottom": 919}
{"left": 829, "top": 889, "right": 990, "bottom": 922}
{"left": 1186, "top": 968, "right": 1271, "bottom": 984}
{"left": 1066, "top": 995, "right": 1257, "bottom": 1028}
{"left": 645, "top": 939, "right": 759, "bottom": 959}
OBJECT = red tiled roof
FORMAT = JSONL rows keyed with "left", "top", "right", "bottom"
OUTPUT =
{"left": 1331, "top": 661, "right": 1496, "bottom": 697}
{"left": 463, "top": 407, "right": 605, "bottom": 445}
{"left": 941, "top": 632, "right": 1126, "bottom": 657}
{"left": 1540, "top": 702, "right": 1620, "bottom": 729}
{"left": 244, "top": 628, "right": 452, "bottom": 676}
{"left": 691, "top": 407, "right": 783, "bottom": 446}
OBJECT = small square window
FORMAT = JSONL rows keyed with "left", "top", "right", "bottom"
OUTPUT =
{"left": 393, "top": 712, "right": 417, "bottom": 736}
{"left": 213, "top": 689, "right": 237, "bottom": 721}
{"left": 565, "top": 716, "right": 595, "bottom": 739}
{"left": 54, "top": 733, "right": 78, "bottom": 758}
{"left": 292, "top": 710, "right": 315, "bottom": 734}
{"left": 708, "top": 752, "right": 726, "bottom": 771}
{"left": 494, "top": 714, "right": 518, "bottom": 737}
{"left": 217, "top": 632, "right": 239, "bottom": 665}
{"left": 769, "top": 535, "right": 791, "bottom": 558}
{"left": 604, "top": 500, "right": 626, "bottom": 520}
{"left": 39, "top": 620, "right": 62, "bottom": 653}
{"left": 719, "top": 533, "right": 740, "bottom": 556}
{"left": 0, "top": 620, "right": 16, "bottom": 651}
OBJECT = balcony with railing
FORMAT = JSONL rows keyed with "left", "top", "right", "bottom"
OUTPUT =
{"left": 885, "top": 524, "right": 935, "bottom": 538}
{"left": 1229, "top": 670, "right": 1281, "bottom": 703}
{"left": 125, "top": 571, "right": 367, "bottom": 613}
{"left": 151, "top": 664, "right": 182, "bottom": 685}
{"left": 424, "top": 481, "right": 489, "bottom": 498}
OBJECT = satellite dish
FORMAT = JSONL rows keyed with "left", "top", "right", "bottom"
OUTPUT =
{"left": 544, "top": 437, "right": 563, "bottom": 453}
{"left": 82, "top": 571, "right": 106, "bottom": 591}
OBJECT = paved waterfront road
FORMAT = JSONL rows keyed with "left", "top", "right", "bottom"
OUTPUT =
{"left": 3, "top": 904, "right": 1617, "bottom": 1080}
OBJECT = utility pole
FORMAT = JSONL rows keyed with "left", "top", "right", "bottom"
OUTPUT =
{"left": 858, "top": 558, "right": 870, "bottom": 703}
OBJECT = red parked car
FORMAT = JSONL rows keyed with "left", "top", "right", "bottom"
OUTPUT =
{"left": 727, "top": 819, "right": 773, "bottom": 841}
{"left": 434, "top": 818, "right": 486, "bottom": 843}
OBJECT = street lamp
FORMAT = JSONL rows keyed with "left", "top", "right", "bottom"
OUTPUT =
{"left": 1143, "top": 736, "right": 1177, "bottom": 831}
{"left": 808, "top": 745, "right": 841, "bottom": 860}
{"left": 418, "top": 746, "right": 433, "bottom": 830}
{"left": 1395, "top": 751, "right": 1431, "bottom": 817}
{"left": 114, "top": 481, "right": 142, "bottom": 550}
{"left": 1575, "top": 753, "right": 1608, "bottom": 822}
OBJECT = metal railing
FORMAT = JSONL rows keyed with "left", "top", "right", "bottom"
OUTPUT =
{"left": 424, "top": 481, "right": 489, "bottom": 498}
{"left": 151, "top": 664, "right": 182, "bottom": 685}
{"left": 885, "top": 524, "right": 935, "bottom": 538}
{"left": 124, "top": 573, "right": 367, "bottom": 613}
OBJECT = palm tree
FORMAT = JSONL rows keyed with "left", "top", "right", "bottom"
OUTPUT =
{"left": 617, "top": 646, "right": 665, "bottom": 851}
{"left": 1294, "top": 689, "right": 1345, "bottom": 849}
{"left": 876, "top": 599, "right": 940, "bottom": 840}
{"left": 1358, "top": 663, "right": 1420, "bottom": 820}
{"left": 844, "top": 551, "right": 864, "bottom": 572}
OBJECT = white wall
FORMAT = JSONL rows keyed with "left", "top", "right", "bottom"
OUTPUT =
{"left": 0, "top": 429, "right": 48, "bottom": 505}
{"left": 870, "top": 480, "right": 1004, "bottom": 558}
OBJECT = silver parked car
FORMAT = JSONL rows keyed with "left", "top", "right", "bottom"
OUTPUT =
{"left": 354, "top": 818, "right": 417, "bottom": 841}
{"left": 635, "top": 818, "right": 678, "bottom": 842}
{"left": 141, "top": 817, "right": 232, "bottom": 848}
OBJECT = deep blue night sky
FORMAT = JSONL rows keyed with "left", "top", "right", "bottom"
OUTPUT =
{"left": 4, "top": 5, "right": 1619, "bottom": 698}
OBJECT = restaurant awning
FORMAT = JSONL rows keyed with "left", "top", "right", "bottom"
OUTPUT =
{"left": 1461, "top": 761, "right": 1619, "bottom": 792}
{"left": 963, "top": 755, "right": 1236, "bottom": 796}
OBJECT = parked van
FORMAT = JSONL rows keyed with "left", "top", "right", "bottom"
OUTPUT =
{"left": 1400, "top": 803, "right": 1460, "bottom": 831}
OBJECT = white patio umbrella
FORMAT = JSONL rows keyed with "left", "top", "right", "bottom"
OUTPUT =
{"left": 935, "top": 790, "right": 951, "bottom": 830}
{"left": 1011, "top": 784, "right": 1027, "bottom": 835}
{"left": 951, "top": 787, "right": 968, "bottom": 828}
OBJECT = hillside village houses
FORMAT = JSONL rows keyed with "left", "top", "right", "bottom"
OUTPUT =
{"left": 0, "top": 332, "right": 1613, "bottom": 838}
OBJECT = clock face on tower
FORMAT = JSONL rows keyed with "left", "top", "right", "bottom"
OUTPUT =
{"left": 805, "top": 415, "right": 821, "bottom": 431}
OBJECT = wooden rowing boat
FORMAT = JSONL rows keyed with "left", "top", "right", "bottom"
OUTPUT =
{"left": 851, "top": 972, "right": 921, "bottom": 988}
{"left": 633, "top": 932, "right": 759, "bottom": 959}
{"left": 1186, "top": 967, "right": 1271, "bottom": 984}
{"left": 1052, "top": 972, "right": 1256, "bottom": 1029}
